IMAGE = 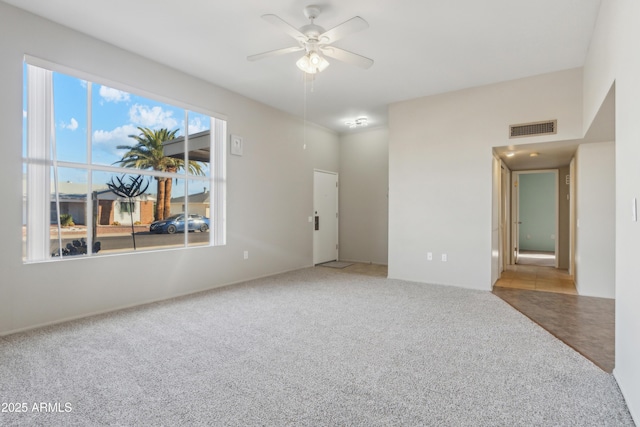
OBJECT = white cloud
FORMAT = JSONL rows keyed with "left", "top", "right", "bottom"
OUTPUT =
{"left": 99, "top": 85, "right": 130, "bottom": 103}
{"left": 93, "top": 124, "right": 138, "bottom": 144}
{"left": 187, "top": 116, "right": 209, "bottom": 134}
{"left": 61, "top": 118, "right": 79, "bottom": 131}
{"left": 93, "top": 124, "right": 140, "bottom": 158}
{"left": 129, "top": 104, "right": 177, "bottom": 129}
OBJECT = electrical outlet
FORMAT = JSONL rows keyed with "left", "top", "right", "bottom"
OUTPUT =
{"left": 441, "top": 254, "right": 447, "bottom": 262}
{"left": 243, "top": 250, "right": 249, "bottom": 260}
{"left": 427, "top": 252, "right": 433, "bottom": 261}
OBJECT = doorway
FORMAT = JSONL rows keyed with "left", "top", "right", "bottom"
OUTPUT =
{"left": 512, "top": 170, "right": 559, "bottom": 268}
{"left": 313, "top": 170, "right": 338, "bottom": 265}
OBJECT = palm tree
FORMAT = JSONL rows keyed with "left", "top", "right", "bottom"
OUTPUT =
{"left": 116, "top": 127, "right": 205, "bottom": 221}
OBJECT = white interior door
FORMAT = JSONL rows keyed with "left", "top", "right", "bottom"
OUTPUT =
{"left": 313, "top": 170, "right": 338, "bottom": 265}
{"left": 512, "top": 173, "right": 520, "bottom": 264}
{"left": 569, "top": 158, "right": 576, "bottom": 276}
{"left": 500, "top": 164, "right": 509, "bottom": 272}
{"left": 512, "top": 170, "right": 559, "bottom": 266}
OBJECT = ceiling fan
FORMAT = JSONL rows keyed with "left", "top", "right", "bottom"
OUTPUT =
{"left": 247, "top": 5, "right": 374, "bottom": 74}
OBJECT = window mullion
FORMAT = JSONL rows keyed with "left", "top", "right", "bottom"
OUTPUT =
{"left": 184, "top": 110, "right": 189, "bottom": 247}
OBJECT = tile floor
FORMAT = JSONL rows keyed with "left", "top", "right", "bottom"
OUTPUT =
{"left": 493, "top": 285, "right": 615, "bottom": 372}
{"left": 334, "top": 262, "right": 614, "bottom": 373}
{"left": 493, "top": 263, "right": 614, "bottom": 372}
{"left": 340, "top": 262, "right": 388, "bottom": 277}
{"left": 494, "top": 264, "right": 577, "bottom": 294}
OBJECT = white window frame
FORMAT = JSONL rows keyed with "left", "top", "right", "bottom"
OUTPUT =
{"left": 23, "top": 56, "right": 227, "bottom": 263}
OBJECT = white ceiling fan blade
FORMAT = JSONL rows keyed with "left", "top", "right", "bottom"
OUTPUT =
{"left": 319, "top": 16, "right": 368, "bottom": 44}
{"left": 321, "top": 46, "right": 374, "bottom": 69}
{"left": 262, "top": 14, "right": 306, "bottom": 41}
{"left": 247, "top": 46, "right": 304, "bottom": 62}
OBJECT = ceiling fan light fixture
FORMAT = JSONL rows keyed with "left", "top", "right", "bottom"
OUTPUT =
{"left": 346, "top": 117, "right": 368, "bottom": 128}
{"left": 296, "top": 51, "right": 330, "bottom": 74}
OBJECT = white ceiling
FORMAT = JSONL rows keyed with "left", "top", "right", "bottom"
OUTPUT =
{"left": 4, "top": 0, "right": 602, "bottom": 135}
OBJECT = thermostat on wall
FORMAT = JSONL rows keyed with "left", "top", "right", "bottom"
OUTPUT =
{"left": 230, "top": 134, "right": 243, "bottom": 156}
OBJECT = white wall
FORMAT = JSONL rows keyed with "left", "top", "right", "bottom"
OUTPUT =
{"left": 388, "top": 68, "right": 583, "bottom": 289}
{"left": 574, "top": 142, "right": 616, "bottom": 298}
{"left": 0, "top": 3, "right": 339, "bottom": 335}
{"left": 584, "top": 0, "right": 640, "bottom": 420}
{"left": 338, "top": 127, "right": 389, "bottom": 265}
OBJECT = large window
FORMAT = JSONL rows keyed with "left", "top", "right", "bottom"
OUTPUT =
{"left": 22, "top": 58, "right": 226, "bottom": 262}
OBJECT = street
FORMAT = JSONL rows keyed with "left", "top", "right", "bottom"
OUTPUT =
{"left": 52, "top": 230, "right": 210, "bottom": 254}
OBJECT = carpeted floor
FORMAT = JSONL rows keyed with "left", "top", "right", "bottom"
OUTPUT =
{"left": 0, "top": 267, "right": 633, "bottom": 426}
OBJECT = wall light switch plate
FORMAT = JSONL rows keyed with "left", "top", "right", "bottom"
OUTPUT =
{"left": 441, "top": 254, "right": 447, "bottom": 262}
{"left": 231, "top": 135, "right": 243, "bottom": 156}
{"left": 427, "top": 252, "right": 433, "bottom": 261}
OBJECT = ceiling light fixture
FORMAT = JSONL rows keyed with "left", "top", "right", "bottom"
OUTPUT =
{"left": 296, "top": 51, "right": 330, "bottom": 74}
{"left": 505, "top": 152, "right": 515, "bottom": 157}
{"left": 248, "top": 6, "right": 373, "bottom": 75}
{"left": 345, "top": 117, "right": 368, "bottom": 128}
{"left": 529, "top": 152, "right": 539, "bottom": 157}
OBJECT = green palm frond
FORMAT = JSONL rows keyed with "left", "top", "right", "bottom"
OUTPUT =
{"left": 115, "top": 126, "right": 206, "bottom": 176}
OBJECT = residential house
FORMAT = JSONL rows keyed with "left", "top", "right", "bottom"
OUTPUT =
{"left": 170, "top": 189, "right": 210, "bottom": 218}
{"left": 95, "top": 190, "right": 155, "bottom": 226}
{"left": 45, "top": 183, "right": 155, "bottom": 226}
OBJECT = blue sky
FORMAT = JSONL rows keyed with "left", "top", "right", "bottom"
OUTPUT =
{"left": 23, "top": 65, "right": 211, "bottom": 194}
{"left": 52, "top": 71, "right": 210, "bottom": 166}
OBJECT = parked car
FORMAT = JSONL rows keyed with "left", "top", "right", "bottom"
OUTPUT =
{"left": 149, "top": 214, "right": 209, "bottom": 234}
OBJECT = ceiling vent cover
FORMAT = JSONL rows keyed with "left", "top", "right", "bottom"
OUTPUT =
{"left": 509, "top": 120, "right": 557, "bottom": 138}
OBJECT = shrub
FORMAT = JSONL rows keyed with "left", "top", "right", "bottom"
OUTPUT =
{"left": 112, "top": 221, "right": 120, "bottom": 226}
{"left": 60, "top": 214, "right": 74, "bottom": 227}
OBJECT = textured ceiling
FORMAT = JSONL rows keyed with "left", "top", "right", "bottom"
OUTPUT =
{"left": 3, "top": 0, "right": 602, "bottom": 137}
{"left": 5, "top": 0, "right": 615, "bottom": 169}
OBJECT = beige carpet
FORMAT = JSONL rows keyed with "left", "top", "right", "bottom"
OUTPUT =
{"left": 0, "top": 267, "right": 633, "bottom": 426}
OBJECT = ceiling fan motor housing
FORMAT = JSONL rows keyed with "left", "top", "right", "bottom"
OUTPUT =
{"left": 300, "top": 23, "right": 324, "bottom": 40}
{"left": 303, "top": 5, "right": 321, "bottom": 20}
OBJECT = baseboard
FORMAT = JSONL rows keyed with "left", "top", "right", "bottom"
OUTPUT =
{"left": 0, "top": 265, "right": 312, "bottom": 338}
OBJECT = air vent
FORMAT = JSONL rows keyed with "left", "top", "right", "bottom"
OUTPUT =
{"left": 509, "top": 120, "right": 557, "bottom": 138}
